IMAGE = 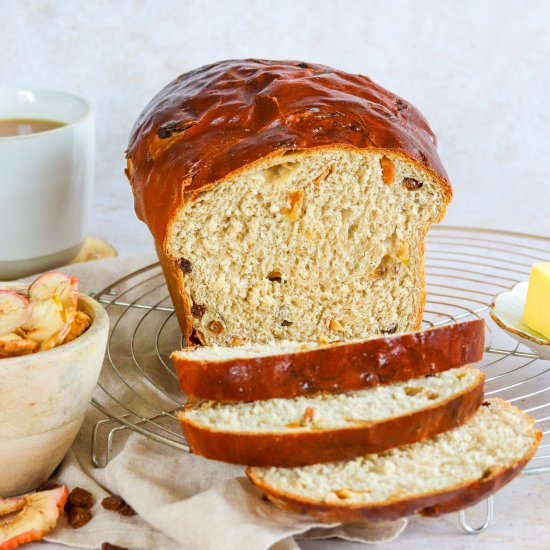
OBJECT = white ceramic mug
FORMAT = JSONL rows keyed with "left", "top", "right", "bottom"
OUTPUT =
{"left": 0, "top": 89, "right": 94, "bottom": 279}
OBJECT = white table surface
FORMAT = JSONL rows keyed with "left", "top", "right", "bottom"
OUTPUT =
{"left": 5, "top": 0, "right": 550, "bottom": 547}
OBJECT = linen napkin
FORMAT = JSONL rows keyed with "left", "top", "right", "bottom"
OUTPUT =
{"left": 22, "top": 254, "right": 408, "bottom": 549}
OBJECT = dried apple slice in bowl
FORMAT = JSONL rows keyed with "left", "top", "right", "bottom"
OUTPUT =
{"left": 0, "top": 333, "right": 38, "bottom": 358}
{"left": 28, "top": 271, "right": 78, "bottom": 309}
{"left": 0, "top": 279, "right": 109, "bottom": 497}
{"left": 0, "top": 291, "right": 30, "bottom": 337}
{"left": 24, "top": 272, "right": 78, "bottom": 347}
{"left": 1, "top": 272, "right": 83, "bottom": 357}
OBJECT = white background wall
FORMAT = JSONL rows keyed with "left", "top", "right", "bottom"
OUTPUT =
{"left": 3, "top": 0, "right": 550, "bottom": 254}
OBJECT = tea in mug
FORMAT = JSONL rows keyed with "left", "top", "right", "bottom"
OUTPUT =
{"left": 0, "top": 118, "right": 65, "bottom": 137}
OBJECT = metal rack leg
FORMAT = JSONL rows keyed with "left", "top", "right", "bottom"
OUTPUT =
{"left": 91, "top": 416, "right": 129, "bottom": 468}
{"left": 458, "top": 497, "right": 493, "bottom": 534}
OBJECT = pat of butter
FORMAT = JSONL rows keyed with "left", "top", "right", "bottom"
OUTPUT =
{"left": 523, "top": 262, "right": 550, "bottom": 340}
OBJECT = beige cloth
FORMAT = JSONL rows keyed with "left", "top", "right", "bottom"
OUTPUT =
{"left": 27, "top": 255, "right": 408, "bottom": 550}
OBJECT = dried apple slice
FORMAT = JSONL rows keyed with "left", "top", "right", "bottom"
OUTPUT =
{"left": 0, "top": 497, "right": 24, "bottom": 517}
{"left": 28, "top": 272, "right": 69, "bottom": 302}
{"left": 23, "top": 298, "right": 66, "bottom": 344}
{"left": 0, "top": 291, "right": 30, "bottom": 337}
{"left": 39, "top": 320, "right": 73, "bottom": 352}
{"left": 0, "top": 486, "right": 68, "bottom": 549}
{"left": 64, "top": 311, "right": 92, "bottom": 343}
{"left": 25, "top": 273, "right": 79, "bottom": 344}
{"left": 0, "top": 333, "right": 38, "bottom": 358}
{"left": 28, "top": 272, "right": 79, "bottom": 314}
{"left": 68, "top": 276, "right": 79, "bottom": 312}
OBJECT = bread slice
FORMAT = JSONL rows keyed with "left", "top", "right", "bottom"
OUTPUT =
{"left": 126, "top": 60, "right": 452, "bottom": 346}
{"left": 172, "top": 319, "right": 484, "bottom": 401}
{"left": 247, "top": 399, "right": 541, "bottom": 522}
{"left": 177, "top": 367, "right": 484, "bottom": 466}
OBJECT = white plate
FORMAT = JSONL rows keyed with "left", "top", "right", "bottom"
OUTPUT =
{"left": 490, "top": 281, "right": 550, "bottom": 360}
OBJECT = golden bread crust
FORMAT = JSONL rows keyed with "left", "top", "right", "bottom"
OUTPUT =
{"left": 172, "top": 320, "right": 485, "bottom": 401}
{"left": 126, "top": 59, "right": 452, "bottom": 248}
{"left": 178, "top": 373, "right": 484, "bottom": 467}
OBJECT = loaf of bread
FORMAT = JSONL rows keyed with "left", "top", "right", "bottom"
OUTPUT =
{"left": 172, "top": 319, "right": 484, "bottom": 401}
{"left": 247, "top": 399, "right": 541, "bottom": 522}
{"left": 126, "top": 59, "right": 452, "bottom": 346}
{"left": 177, "top": 366, "right": 484, "bottom": 466}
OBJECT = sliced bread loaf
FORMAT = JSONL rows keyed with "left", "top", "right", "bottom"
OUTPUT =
{"left": 127, "top": 59, "right": 452, "bottom": 346}
{"left": 247, "top": 399, "right": 541, "bottom": 522}
{"left": 172, "top": 319, "right": 485, "bottom": 401}
{"left": 177, "top": 366, "right": 484, "bottom": 466}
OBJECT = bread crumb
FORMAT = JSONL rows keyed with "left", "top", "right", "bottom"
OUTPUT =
{"left": 208, "top": 320, "right": 225, "bottom": 334}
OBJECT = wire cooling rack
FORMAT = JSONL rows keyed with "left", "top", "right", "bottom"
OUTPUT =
{"left": 89, "top": 226, "right": 550, "bottom": 534}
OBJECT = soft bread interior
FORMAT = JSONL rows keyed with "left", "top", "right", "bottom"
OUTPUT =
{"left": 174, "top": 340, "right": 318, "bottom": 361}
{"left": 180, "top": 366, "right": 480, "bottom": 433}
{"left": 248, "top": 399, "right": 538, "bottom": 505}
{"left": 168, "top": 149, "right": 447, "bottom": 346}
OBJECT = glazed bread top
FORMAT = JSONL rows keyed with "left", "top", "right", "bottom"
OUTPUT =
{"left": 126, "top": 59, "right": 451, "bottom": 246}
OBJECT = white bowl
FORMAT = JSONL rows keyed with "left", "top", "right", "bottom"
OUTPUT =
{"left": 490, "top": 281, "right": 550, "bottom": 360}
{"left": 0, "top": 286, "right": 108, "bottom": 496}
